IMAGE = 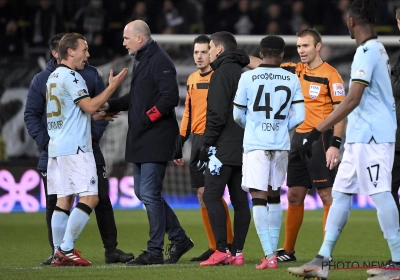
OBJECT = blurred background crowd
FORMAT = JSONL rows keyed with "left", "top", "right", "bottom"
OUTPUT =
{"left": 0, "top": 0, "right": 400, "bottom": 64}
{"left": 2, "top": 0, "right": 400, "bottom": 165}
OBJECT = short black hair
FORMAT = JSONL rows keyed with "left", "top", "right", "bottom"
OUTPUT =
{"left": 49, "top": 33, "right": 66, "bottom": 52}
{"left": 296, "top": 28, "right": 322, "bottom": 46}
{"left": 193, "top": 35, "right": 210, "bottom": 49}
{"left": 209, "top": 31, "right": 237, "bottom": 51}
{"left": 349, "top": 0, "right": 378, "bottom": 24}
{"left": 260, "top": 35, "right": 285, "bottom": 58}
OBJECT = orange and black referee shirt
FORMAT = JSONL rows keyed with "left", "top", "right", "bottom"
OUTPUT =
{"left": 281, "top": 62, "right": 345, "bottom": 133}
{"left": 180, "top": 70, "right": 213, "bottom": 139}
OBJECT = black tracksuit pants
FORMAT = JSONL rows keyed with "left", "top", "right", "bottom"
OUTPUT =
{"left": 203, "top": 165, "right": 251, "bottom": 254}
{"left": 392, "top": 151, "right": 400, "bottom": 224}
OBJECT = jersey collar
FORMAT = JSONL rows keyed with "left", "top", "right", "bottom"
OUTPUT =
{"left": 56, "top": 63, "right": 73, "bottom": 70}
{"left": 360, "top": 35, "right": 378, "bottom": 46}
{"left": 258, "top": 63, "right": 280, "bottom": 68}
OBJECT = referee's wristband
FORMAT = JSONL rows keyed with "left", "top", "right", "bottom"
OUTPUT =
{"left": 330, "top": 136, "right": 342, "bottom": 149}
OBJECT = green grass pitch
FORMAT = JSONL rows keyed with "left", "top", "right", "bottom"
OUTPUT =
{"left": 0, "top": 209, "right": 389, "bottom": 280}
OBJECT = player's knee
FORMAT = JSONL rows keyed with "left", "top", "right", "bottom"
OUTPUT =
{"left": 54, "top": 206, "right": 71, "bottom": 216}
{"left": 318, "top": 187, "right": 332, "bottom": 205}
{"left": 80, "top": 195, "right": 99, "bottom": 209}
{"left": 197, "top": 190, "right": 205, "bottom": 207}
{"left": 287, "top": 187, "right": 307, "bottom": 205}
{"left": 76, "top": 202, "right": 93, "bottom": 216}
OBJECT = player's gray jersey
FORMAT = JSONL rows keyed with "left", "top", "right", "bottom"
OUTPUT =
{"left": 234, "top": 65, "right": 303, "bottom": 152}
{"left": 347, "top": 37, "right": 396, "bottom": 143}
{"left": 46, "top": 65, "right": 92, "bottom": 157}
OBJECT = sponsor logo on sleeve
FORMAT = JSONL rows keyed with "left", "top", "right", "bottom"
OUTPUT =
{"left": 333, "top": 83, "right": 345, "bottom": 96}
{"left": 309, "top": 84, "right": 320, "bottom": 99}
{"left": 77, "top": 89, "right": 88, "bottom": 96}
{"left": 355, "top": 69, "right": 366, "bottom": 77}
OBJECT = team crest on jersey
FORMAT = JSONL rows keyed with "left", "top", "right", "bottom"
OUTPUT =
{"left": 309, "top": 84, "right": 320, "bottom": 99}
{"left": 90, "top": 176, "right": 96, "bottom": 186}
{"left": 333, "top": 83, "right": 345, "bottom": 96}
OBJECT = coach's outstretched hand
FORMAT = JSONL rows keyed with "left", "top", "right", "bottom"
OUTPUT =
{"left": 299, "top": 128, "right": 322, "bottom": 161}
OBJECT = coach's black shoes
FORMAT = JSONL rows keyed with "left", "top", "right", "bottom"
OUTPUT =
{"left": 105, "top": 249, "right": 134, "bottom": 264}
{"left": 164, "top": 236, "right": 194, "bottom": 264}
{"left": 126, "top": 251, "right": 164, "bottom": 266}
{"left": 41, "top": 255, "right": 53, "bottom": 265}
{"left": 190, "top": 248, "right": 214, "bottom": 262}
{"left": 276, "top": 248, "right": 297, "bottom": 262}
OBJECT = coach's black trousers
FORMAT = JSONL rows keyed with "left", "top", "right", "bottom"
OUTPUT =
{"left": 392, "top": 151, "right": 400, "bottom": 224}
{"left": 41, "top": 165, "right": 118, "bottom": 255}
{"left": 203, "top": 165, "right": 251, "bottom": 254}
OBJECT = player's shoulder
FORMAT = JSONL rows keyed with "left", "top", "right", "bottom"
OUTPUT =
{"left": 281, "top": 61, "right": 304, "bottom": 70}
{"left": 356, "top": 38, "right": 384, "bottom": 58}
{"left": 188, "top": 70, "right": 200, "bottom": 81}
{"left": 280, "top": 67, "right": 299, "bottom": 79}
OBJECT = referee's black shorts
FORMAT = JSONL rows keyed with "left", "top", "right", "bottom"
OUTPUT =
{"left": 287, "top": 129, "right": 337, "bottom": 189}
{"left": 189, "top": 134, "right": 205, "bottom": 188}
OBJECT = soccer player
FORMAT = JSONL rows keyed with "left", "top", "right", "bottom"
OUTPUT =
{"left": 24, "top": 33, "right": 133, "bottom": 265}
{"left": 198, "top": 31, "right": 251, "bottom": 266}
{"left": 175, "top": 34, "right": 234, "bottom": 262}
{"left": 365, "top": 6, "right": 400, "bottom": 278}
{"left": 287, "top": 1, "right": 400, "bottom": 279}
{"left": 47, "top": 33, "right": 127, "bottom": 266}
{"left": 233, "top": 35, "right": 305, "bottom": 270}
{"left": 276, "top": 28, "right": 346, "bottom": 262}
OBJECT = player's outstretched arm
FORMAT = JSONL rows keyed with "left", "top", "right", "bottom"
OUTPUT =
{"left": 316, "top": 82, "right": 364, "bottom": 132}
{"left": 325, "top": 104, "right": 346, "bottom": 169}
{"left": 299, "top": 82, "right": 365, "bottom": 161}
{"left": 78, "top": 68, "right": 128, "bottom": 114}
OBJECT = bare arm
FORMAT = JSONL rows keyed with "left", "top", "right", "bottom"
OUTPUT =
{"left": 316, "top": 82, "right": 364, "bottom": 132}
{"left": 325, "top": 103, "right": 347, "bottom": 169}
{"left": 78, "top": 68, "right": 128, "bottom": 114}
{"left": 331, "top": 104, "right": 346, "bottom": 138}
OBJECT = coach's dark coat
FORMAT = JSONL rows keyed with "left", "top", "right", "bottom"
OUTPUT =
{"left": 391, "top": 52, "right": 400, "bottom": 151}
{"left": 24, "top": 58, "right": 107, "bottom": 171}
{"left": 203, "top": 49, "right": 250, "bottom": 166}
{"left": 107, "top": 40, "right": 180, "bottom": 163}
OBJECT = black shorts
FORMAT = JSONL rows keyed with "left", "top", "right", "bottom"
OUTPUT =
{"left": 287, "top": 130, "right": 337, "bottom": 189}
{"left": 189, "top": 134, "right": 205, "bottom": 188}
{"left": 392, "top": 151, "right": 400, "bottom": 190}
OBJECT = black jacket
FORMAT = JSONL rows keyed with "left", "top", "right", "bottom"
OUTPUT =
{"left": 203, "top": 49, "right": 250, "bottom": 166}
{"left": 24, "top": 58, "right": 107, "bottom": 170}
{"left": 107, "top": 40, "right": 180, "bottom": 163}
{"left": 391, "top": 52, "right": 400, "bottom": 151}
